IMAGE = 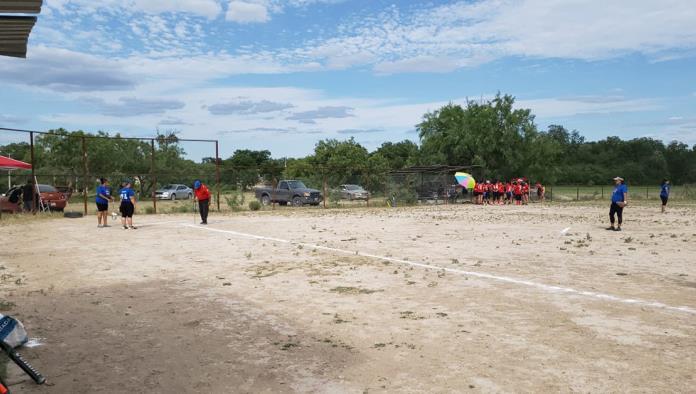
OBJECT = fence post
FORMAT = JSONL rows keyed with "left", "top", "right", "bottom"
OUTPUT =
{"left": 81, "top": 136, "right": 88, "bottom": 216}
{"left": 576, "top": 186, "right": 579, "bottom": 201}
{"left": 272, "top": 178, "right": 277, "bottom": 210}
{"left": 601, "top": 186, "right": 604, "bottom": 199}
{"left": 365, "top": 168, "right": 370, "bottom": 208}
{"left": 215, "top": 140, "right": 221, "bottom": 211}
{"left": 150, "top": 139, "right": 156, "bottom": 214}
{"left": 646, "top": 186, "right": 649, "bottom": 200}
{"left": 323, "top": 171, "right": 327, "bottom": 209}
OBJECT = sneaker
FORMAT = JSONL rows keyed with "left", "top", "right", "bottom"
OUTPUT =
{"left": 103, "top": 224, "right": 110, "bottom": 228}
{"left": 97, "top": 224, "right": 102, "bottom": 228}
{"left": 614, "top": 227, "right": 622, "bottom": 232}
{"left": 129, "top": 226, "right": 137, "bottom": 230}
{"left": 201, "top": 221, "right": 207, "bottom": 225}
{"left": 123, "top": 225, "right": 129, "bottom": 230}
{"left": 606, "top": 226, "right": 615, "bottom": 231}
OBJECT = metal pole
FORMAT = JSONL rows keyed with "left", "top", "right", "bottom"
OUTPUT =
{"left": 366, "top": 168, "right": 370, "bottom": 208}
{"left": 81, "top": 136, "right": 88, "bottom": 216}
{"left": 215, "top": 141, "right": 221, "bottom": 211}
{"left": 151, "top": 139, "right": 156, "bottom": 214}
{"left": 29, "top": 132, "right": 35, "bottom": 213}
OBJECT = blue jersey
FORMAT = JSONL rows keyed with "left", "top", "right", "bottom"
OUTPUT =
{"left": 96, "top": 185, "right": 110, "bottom": 204}
{"left": 120, "top": 187, "right": 135, "bottom": 203}
{"left": 611, "top": 184, "right": 627, "bottom": 203}
{"left": 660, "top": 183, "right": 670, "bottom": 198}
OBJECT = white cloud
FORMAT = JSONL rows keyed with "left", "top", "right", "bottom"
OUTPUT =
{"left": 226, "top": 1, "right": 269, "bottom": 23}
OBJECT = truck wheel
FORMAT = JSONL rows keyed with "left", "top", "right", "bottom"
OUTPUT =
{"left": 261, "top": 195, "right": 271, "bottom": 206}
{"left": 292, "top": 196, "right": 303, "bottom": 207}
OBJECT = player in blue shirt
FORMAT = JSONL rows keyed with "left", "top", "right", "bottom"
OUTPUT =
{"left": 96, "top": 178, "right": 114, "bottom": 228}
{"left": 119, "top": 180, "right": 137, "bottom": 230}
{"left": 660, "top": 179, "right": 670, "bottom": 213}
{"left": 607, "top": 176, "right": 628, "bottom": 231}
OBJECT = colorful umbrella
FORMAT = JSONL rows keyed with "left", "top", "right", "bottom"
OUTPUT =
{"left": 454, "top": 172, "right": 476, "bottom": 189}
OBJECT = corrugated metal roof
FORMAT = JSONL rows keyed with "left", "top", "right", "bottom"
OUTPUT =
{"left": 0, "top": 0, "right": 42, "bottom": 58}
{"left": 0, "top": 0, "right": 43, "bottom": 13}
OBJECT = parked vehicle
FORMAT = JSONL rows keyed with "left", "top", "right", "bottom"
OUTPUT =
{"left": 255, "top": 180, "right": 323, "bottom": 206}
{"left": 0, "top": 184, "right": 67, "bottom": 212}
{"left": 337, "top": 184, "right": 369, "bottom": 200}
{"left": 155, "top": 184, "right": 193, "bottom": 200}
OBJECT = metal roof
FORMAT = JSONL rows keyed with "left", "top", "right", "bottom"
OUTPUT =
{"left": 388, "top": 165, "right": 481, "bottom": 175}
{"left": 0, "top": 0, "right": 42, "bottom": 58}
{"left": 0, "top": 0, "right": 43, "bottom": 13}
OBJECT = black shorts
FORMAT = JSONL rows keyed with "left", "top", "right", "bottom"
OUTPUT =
{"left": 515, "top": 194, "right": 522, "bottom": 201}
{"left": 473, "top": 191, "right": 480, "bottom": 196}
{"left": 96, "top": 202, "right": 109, "bottom": 212}
{"left": 661, "top": 196, "right": 668, "bottom": 206}
{"left": 120, "top": 201, "right": 134, "bottom": 218}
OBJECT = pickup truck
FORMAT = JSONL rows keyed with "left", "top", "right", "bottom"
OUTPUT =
{"left": 255, "top": 180, "right": 323, "bottom": 206}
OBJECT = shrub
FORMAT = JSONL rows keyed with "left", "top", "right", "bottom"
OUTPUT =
{"left": 225, "top": 191, "right": 246, "bottom": 211}
{"left": 144, "top": 206, "right": 155, "bottom": 214}
{"left": 248, "top": 201, "right": 261, "bottom": 211}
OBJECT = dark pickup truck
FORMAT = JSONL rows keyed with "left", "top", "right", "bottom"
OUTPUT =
{"left": 255, "top": 180, "right": 323, "bottom": 206}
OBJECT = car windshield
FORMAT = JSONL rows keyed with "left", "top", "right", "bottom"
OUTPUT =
{"left": 344, "top": 185, "right": 361, "bottom": 190}
{"left": 38, "top": 185, "right": 57, "bottom": 193}
{"left": 287, "top": 181, "right": 307, "bottom": 189}
{"left": 161, "top": 184, "right": 176, "bottom": 189}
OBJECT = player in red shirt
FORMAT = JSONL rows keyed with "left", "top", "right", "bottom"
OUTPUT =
{"left": 513, "top": 180, "right": 523, "bottom": 205}
{"left": 522, "top": 182, "right": 530, "bottom": 205}
{"left": 193, "top": 179, "right": 211, "bottom": 224}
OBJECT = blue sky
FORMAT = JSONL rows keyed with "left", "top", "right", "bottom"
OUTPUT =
{"left": 1, "top": 0, "right": 695, "bottom": 160}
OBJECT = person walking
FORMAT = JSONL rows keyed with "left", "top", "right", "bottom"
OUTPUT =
{"left": 660, "top": 179, "right": 670, "bottom": 213}
{"left": 96, "top": 178, "right": 114, "bottom": 227}
{"left": 607, "top": 176, "right": 628, "bottom": 231}
{"left": 21, "top": 178, "right": 36, "bottom": 213}
{"left": 119, "top": 180, "right": 137, "bottom": 230}
{"left": 193, "top": 180, "right": 210, "bottom": 225}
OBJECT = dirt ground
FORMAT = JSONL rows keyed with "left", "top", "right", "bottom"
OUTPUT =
{"left": 1, "top": 201, "right": 695, "bottom": 393}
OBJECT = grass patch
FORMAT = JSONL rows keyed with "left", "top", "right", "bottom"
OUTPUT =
{"left": 330, "top": 286, "right": 380, "bottom": 295}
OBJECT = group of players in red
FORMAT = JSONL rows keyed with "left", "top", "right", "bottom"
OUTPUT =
{"left": 472, "top": 179, "right": 545, "bottom": 205}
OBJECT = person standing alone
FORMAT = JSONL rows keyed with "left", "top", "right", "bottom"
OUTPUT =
{"left": 22, "top": 178, "right": 36, "bottom": 213}
{"left": 96, "top": 178, "right": 114, "bottom": 227}
{"left": 607, "top": 176, "right": 628, "bottom": 231}
{"left": 193, "top": 180, "right": 210, "bottom": 225}
{"left": 660, "top": 179, "right": 670, "bottom": 213}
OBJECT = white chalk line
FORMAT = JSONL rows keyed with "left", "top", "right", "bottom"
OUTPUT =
{"left": 182, "top": 224, "right": 696, "bottom": 316}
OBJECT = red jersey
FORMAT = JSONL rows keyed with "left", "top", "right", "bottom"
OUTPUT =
{"left": 194, "top": 184, "right": 211, "bottom": 201}
{"left": 513, "top": 184, "right": 522, "bottom": 195}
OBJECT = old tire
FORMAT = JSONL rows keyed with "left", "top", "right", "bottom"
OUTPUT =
{"left": 63, "top": 211, "right": 83, "bottom": 218}
{"left": 261, "top": 195, "right": 271, "bottom": 206}
{"left": 292, "top": 196, "right": 303, "bottom": 207}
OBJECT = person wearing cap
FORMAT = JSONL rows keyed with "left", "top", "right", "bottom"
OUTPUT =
{"left": 96, "top": 178, "right": 114, "bottom": 228}
{"left": 193, "top": 180, "right": 210, "bottom": 225}
{"left": 660, "top": 179, "right": 670, "bottom": 213}
{"left": 608, "top": 176, "right": 628, "bottom": 231}
{"left": 119, "top": 180, "right": 137, "bottom": 230}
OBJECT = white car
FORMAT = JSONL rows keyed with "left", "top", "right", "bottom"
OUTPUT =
{"left": 155, "top": 184, "right": 193, "bottom": 200}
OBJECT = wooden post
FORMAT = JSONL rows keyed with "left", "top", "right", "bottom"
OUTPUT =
{"left": 646, "top": 186, "right": 649, "bottom": 200}
{"left": 576, "top": 186, "right": 579, "bottom": 201}
{"left": 323, "top": 171, "right": 327, "bottom": 209}
{"left": 215, "top": 140, "right": 221, "bottom": 211}
{"left": 601, "top": 186, "right": 604, "bottom": 199}
{"left": 82, "top": 136, "right": 88, "bottom": 216}
{"left": 150, "top": 139, "right": 157, "bottom": 214}
{"left": 272, "top": 178, "right": 277, "bottom": 210}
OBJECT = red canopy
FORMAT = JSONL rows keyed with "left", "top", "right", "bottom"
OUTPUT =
{"left": 0, "top": 155, "right": 31, "bottom": 170}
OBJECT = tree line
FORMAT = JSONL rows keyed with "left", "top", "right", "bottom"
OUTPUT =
{"left": 2, "top": 93, "right": 695, "bottom": 193}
